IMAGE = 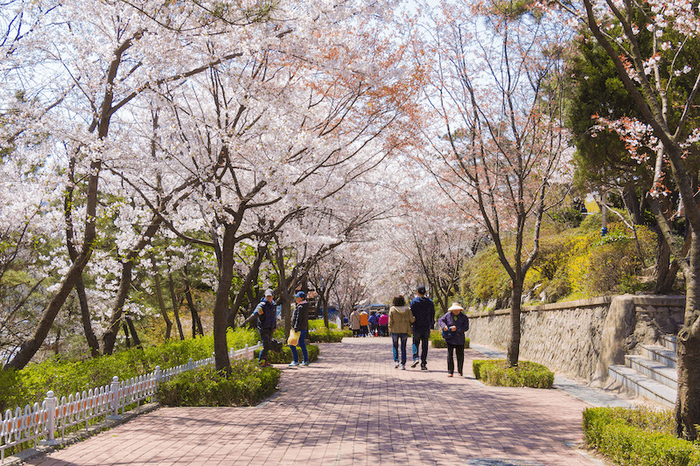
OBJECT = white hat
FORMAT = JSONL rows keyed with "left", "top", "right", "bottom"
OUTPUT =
{"left": 264, "top": 289, "right": 274, "bottom": 297}
{"left": 448, "top": 302, "right": 464, "bottom": 312}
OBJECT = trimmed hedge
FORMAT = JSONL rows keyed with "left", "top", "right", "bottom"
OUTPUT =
{"left": 254, "top": 344, "right": 320, "bottom": 364}
{"left": 472, "top": 359, "right": 554, "bottom": 388}
{"left": 308, "top": 329, "right": 344, "bottom": 343}
{"left": 157, "top": 360, "right": 281, "bottom": 407}
{"left": 582, "top": 407, "right": 700, "bottom": 466}
{"left": 429, "top": 329, "right": 470, "bottom": 349}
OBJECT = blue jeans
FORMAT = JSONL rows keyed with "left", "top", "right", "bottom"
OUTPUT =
{"left": 412, "top": 327, "right": 430, "bottom": 365}
{"left": 258, "top": 328, "right": 273, "bottom": 362}
{"left": 290, "top": 329, "right": 308, "bottom": 363}
{"left": 392, "top": 333, "right": 408, "bottom": 364}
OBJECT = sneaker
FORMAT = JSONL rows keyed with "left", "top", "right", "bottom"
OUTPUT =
{"left": 301, "top": 362, "right": 309, "bottom": 366}
{"left": 458, "top": 373, "right": 463, "bottom": 377}
{"left": 288, "top": 362, "right": 299, "bottom": 367}
{"left": 401, "top": 364, "right": 405, "bottom": 370}
{"left": 411, "top": 360, "right": 420, "bottom": 368}
{"left": 447, "top": 373, "right": 453, "bottom": 377}
{"left": 420, "top": 365, "right": 428, "bottom": 371}
{"left": 394, "top": 362, "right": 400, "bottom": 368}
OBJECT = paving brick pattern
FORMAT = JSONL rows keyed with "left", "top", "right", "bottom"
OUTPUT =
{"left": 26, "top": 338, "right": 600, "bottom": 466}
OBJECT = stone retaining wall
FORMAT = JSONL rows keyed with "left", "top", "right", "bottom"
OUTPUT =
{"left": 465, "top": 295, "right": 685, "bottom": 382}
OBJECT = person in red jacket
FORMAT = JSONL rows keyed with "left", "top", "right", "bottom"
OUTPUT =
{"left": 378, "top": 312, "right": 389, "bottom": 336}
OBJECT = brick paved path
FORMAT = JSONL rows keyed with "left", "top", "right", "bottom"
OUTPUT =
{"left": 26, "top": 338, "right": 602, "bottom": 466}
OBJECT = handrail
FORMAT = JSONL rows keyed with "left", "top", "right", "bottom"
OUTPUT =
{"left": 0, "top": 343, "right": 261, "bottom": 464}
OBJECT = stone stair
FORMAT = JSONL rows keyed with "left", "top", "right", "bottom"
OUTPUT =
{"left": 608, "top": 334, "right": 677, "bottom": 408}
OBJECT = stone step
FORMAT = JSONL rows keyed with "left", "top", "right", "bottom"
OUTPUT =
{"left": 659, "top": 334, "right": 677, "bottom": 352}
{"left": 609, "top": 365, "right": 676, "bottom": 408}
{"left": 640, "top": 344, "right": 677, "bottom": 369}
{"left": 625, "top": 354, "right": 677, "bottom": 389}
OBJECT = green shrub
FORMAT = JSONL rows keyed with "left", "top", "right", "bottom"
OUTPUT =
{"left": 429, "top": 330, "right": 470, "bottom": 349}
{"left": 308, "top": 319, "right": 338, "bottom": 330}
{"left": 157, "top": 360, "right": 281, "bottom": 407}
{"left": 254, "top": 344, "right": 320, "bottom": 364}
{"left": 1, "top": 327, "right": 260, "bottom": 410}
{"left": 472, "top": 359, "right": 554, "bottom": 388}
{"left": 307, "top": 329, "right": 344, "bottom": 343}
{"left": 582, "top": 407, "right": 700, "bottom": 466}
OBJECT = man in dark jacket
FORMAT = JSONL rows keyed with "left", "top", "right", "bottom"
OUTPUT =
{"left": 410, "top": 285, "right": 435, "bottom": 370}
{"left": 256, "top": 289, "right": 277, "bottom": 367}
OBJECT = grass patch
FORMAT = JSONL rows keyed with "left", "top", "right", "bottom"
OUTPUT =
{"left": 157, "top": 360, "right": 281, "bottom": 407}
{"left": 582, "top": 407, "right": 700, "bottom": 466}
{"left": 472, "top": 359, "right": 554, "bottom": 388}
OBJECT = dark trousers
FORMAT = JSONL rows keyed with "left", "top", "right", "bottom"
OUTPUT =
{"left": 258, "top": 328, "right": 273, "bottom": 362}
{"left": 412, "top": 327, "right": 430, "bottom": 365}
{"left": 447, "top": 343, "right": 465, "bottom": 375}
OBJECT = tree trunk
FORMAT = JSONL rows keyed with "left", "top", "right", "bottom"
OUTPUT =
{"left": 102, "top": 261, "right": 134, "bottom": 355}
{"left": 212, "top": 224, "right": 235, "bottom": 372}
{"left": 53, "top": 328, "right": 61, "bottom": 356}
{"left": 126, "top": 316, "right": 143, "bottom": 350}
{"left": 152, "top": 262, "right": 172, "bottom": 341}
{"left": 507, "top": 280, "right": 523, "bottom": 367}
{"left": 322, "top": 291, "right": 329, "bottom": 328}
{"left": 676, "top": 228, "right": 700, "bottom": 440}
{"left": 183, "top": 267, "right": 203, "bottom": 337}
{"left": 168, "top": 273, "right": 186, "bottom": 340}
{"left": 654, "top": 228, "right": 671, "bottom": 294}
{"left": 623, "top": 184, "right": 643, "bottom": 225}
{"left": 76, "top": 276, "right": 101, "bottom": 358}
{"left": 123, "top": 322, "right": 131, "bottom": 348}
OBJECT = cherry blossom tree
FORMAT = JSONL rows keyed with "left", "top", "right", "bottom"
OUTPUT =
{"left": 1, "top": 0, "right": 294, "bottom": 370}
{"left": 552, "top": 0, "right": 700, "bottom": 439}
{"left": 416, "top": 0, "right": 573, "bottom": 366}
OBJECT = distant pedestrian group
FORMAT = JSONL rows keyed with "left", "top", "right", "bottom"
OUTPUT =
{"left": 349, "top": 308, "right": 389, "bottom": 337}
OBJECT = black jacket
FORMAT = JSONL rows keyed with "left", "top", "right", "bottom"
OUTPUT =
{"left": 410, "top": 296, "right": 435, "bottom": 330}
{"left": 256, "top": 299, "right": 277, "bottom": 330}
{"left": 292, "top": 300, "right": 309, "bottom": 331}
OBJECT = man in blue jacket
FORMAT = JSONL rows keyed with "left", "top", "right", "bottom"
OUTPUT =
{"left": 256, "top": 289, "right": 277, "bottom": 367}
{"left": 410, "top": 285, "right": 435, "bottom": 370}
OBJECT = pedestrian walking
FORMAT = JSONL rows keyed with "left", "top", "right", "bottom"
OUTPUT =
{"left": 256, "top": 289, "right": 277, "bottom": 367}
{"left": 378, "top": 312, "right": 389, "bottom": 336}
{"left": 368, "top": 311, "right": 379, "bottom": 336}
{"left": 438, "top": 302, "right": 470, "bottom": 377}
{"left": 289, "top": 291, "right": 310, "bottom": 367}
{"left": 350, "top": 308, "right": 361, "bottom": 337}
{"left": 360, "top": 308, "right": 369, "bottom": 337}
{"left": 410, "top": 285, "right": 435, "bottom": 370}
{"left": 389, "top": 295, "right": 415, "bottom": 369}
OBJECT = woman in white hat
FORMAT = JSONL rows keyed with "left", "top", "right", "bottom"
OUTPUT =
{"left": 437, "top": 302, "right": 470, "bottom": 377}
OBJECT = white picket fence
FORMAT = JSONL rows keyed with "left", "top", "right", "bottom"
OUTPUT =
{"left": 0, "top": 343, "right": 261, "bottom": 464}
